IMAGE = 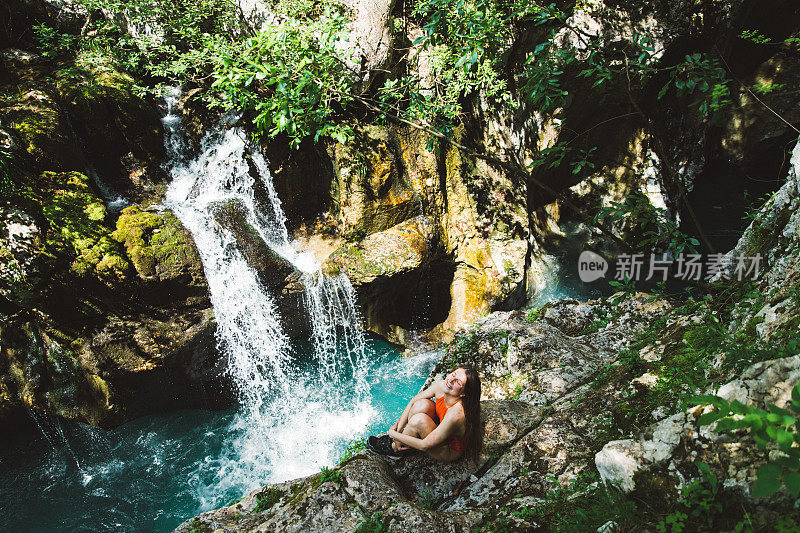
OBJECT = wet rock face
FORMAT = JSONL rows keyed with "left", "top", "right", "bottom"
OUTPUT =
{"left": 322, "top": 216, "right": 454, "bottom": 342}
{"left": 1, "top": 56, "right": 166, "bottom": 198}
{"left": 0, "top": 56, "right": 223, "bottom": 429}
{"left": 209, "top": 198, "right": 297, "bottom": 294}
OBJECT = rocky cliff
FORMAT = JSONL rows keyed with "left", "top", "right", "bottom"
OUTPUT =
{"left": 0, "top": 45, "right": 228, "bottom": 430}
{"left": 175, "top": 142, "right": 800, "bottom": 529}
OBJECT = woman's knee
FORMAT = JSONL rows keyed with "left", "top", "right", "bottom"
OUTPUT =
{"left": 409, "top": 398, "right": 436, "bottom": 418}
{"left": 408, "top": 412, "right": 436, "bottom": 432}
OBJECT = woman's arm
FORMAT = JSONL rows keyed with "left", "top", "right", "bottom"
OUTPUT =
{"left": 388, "top": 404, "right": 463, "bottom": 452}
{"left": 393, "top": 381, "right": 441, "bottom": 433}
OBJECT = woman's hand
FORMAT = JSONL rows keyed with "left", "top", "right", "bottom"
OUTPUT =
{"left": 388, "top": 429, "right": 410, "bottom": 450}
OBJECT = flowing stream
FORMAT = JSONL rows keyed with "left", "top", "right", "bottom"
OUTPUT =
{"left": 0, "top": 89, "right": 439, "bottom": 532}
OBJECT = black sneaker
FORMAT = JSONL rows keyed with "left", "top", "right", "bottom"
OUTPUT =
{"left": 367, "top": 435, "right": 413, "bottom": 459}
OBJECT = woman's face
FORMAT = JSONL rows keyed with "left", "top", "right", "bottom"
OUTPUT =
{"left": 444, "top": 368, "right": 468, "bottom": 397}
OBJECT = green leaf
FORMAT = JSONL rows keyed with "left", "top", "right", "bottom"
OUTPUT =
{"left": 753, "top": 433, "right": 769, "bottom": 448}
{"left": 690, "top": 395, "right": 724, "bottom": 408}
{"left": 758, "top": 462, "right": 781, "bottom": 479}
{"left": 698, "top": 411, "right": 723, "bottom": 426}
{"left": 752, "top": 474, "right": 781, "bottom": 498}
{"left": 730, "top": 400, "right": 750, "bottom": 415}
{"left": 766, "top": 424, "right": 778, "bottom": 440}
{"left": 773, "top": 456, "right": 800, "bottom": 470}
{"left": 784, "top": 472, "right": 800, "bottom": 498}
{"left": 742, "top": 413, "right": 764, "bottom": 430}
{"left": 768, "top": 405, "right": 793, "bottom": 417}
{"left": 777, "top": 428, "right": 794, "bottom": 450}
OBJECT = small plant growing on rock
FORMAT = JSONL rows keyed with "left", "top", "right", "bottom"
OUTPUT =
{"left": 691, "top": 381, "right": 800, "bottom": 499}
{"left": 319, "top": 466, "right": 341, "bottom": 485}
{"left": 253, "top": 487, "right": 282, "bottom": 513}
{"left": 338, "top": 437, "right": 367, "bottom": 464}
{"left": 526, "top": 306, "right": 542, "bottom": 323}
{"left": 655, "top": 462, "right": 720, "bottom": 533}
{"left": 355, "top": 510, "right": 385, "bottom": 533}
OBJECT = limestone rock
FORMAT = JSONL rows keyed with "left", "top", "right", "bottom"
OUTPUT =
{"left": 719, "top": 137, "right": 800, "bottom": 342}
{"left": 210, "top": 198, "right": 297, "bottom": 292}
{"left": 175, "top": 400, "right": 539, "bottom": 532}
{"left": 327, "top": 127, "right": 421, "bottom": 240}
{"left": 342, "top": 0, "right": 397, "bottom": 87}
{"left": 596, "top": 355, "right": 800, "bottom": 497}
{"left": 323, "top": 216, "right": 436, "bottom": 285}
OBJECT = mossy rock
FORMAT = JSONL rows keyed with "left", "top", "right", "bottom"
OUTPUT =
{"left": 35, "top": 171, "right": 130, "bottom": 281}
{"left": 55, "top": 64, "right": 164, "bottom": 165}
{"left": 0, "top": 84, "right": 81, "bottom": 171}
{"left": 322, "top": 216, "right": 434, "bottom": 285}
{"left": 112, "top": 205, "right": 202, "bottom": 282}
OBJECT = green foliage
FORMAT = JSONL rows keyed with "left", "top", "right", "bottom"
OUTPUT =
{"left": 608, "top": 275, "right": 637, "bottom": 306}
{"left": 253, "top": 487, "right": 283, "bottom": 512}
{"left": 691, "top": 381, "right": 800, "bottom": 499}
{"left": 658, "top": 53, "right": 732, "bottom": 122}
{"left": 655, "top": 463, "right": 721, "bottom": 533}
{"left": 740, "top": 29, "right": 800, "bottom": 51}
{"left": 486, "top": 471, "right": 642, "bottom": 532}
{"left": 355, "top": 510, "right": 385, "bottom": 533}
{"left": 595, "top": 190, "right": 700, "bottom": 256}
{"left": 75, "top": 0, "right": 238, "bottom": 84}
{"left": 525, "top": 306, "right": 542, "bottom": 323}
{"left": 338, "top": 437, "right": 367, "bottom": 464}
{"left": 417, "top": 488, "right": 435, "bottom": 510}
{"left": 210, "top": 5, "right": 354, "bottom": 147}
{"left": 186, "top": 517, "right": 212, "bottom": 533}
{"left": 319, "top": 466, "right": 341, "bottom": 485}
{"left": 32, "top": 23, "right": 78, "bottom": 58}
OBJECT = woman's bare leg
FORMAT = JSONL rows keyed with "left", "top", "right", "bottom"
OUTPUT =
{"left": 392, "top": 400, "right": 437, "bottom": 451}
{"left": 399, "top": 413, "right": 460, "bottom": 462}
{"left": 403, "top": 399, "right": 437, "bottom": 429}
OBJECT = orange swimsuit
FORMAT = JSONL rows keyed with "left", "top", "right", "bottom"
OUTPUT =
{"left": 435, "top": 396, "right": 465, "bottom": 455}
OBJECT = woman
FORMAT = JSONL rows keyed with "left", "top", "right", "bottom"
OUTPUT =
{"left": 368, "top": 365, "right": 483, "bottom": 462}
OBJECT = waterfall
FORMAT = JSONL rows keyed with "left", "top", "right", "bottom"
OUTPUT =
{"left": 160, "top": 89, "right": 374, "bottom": 499}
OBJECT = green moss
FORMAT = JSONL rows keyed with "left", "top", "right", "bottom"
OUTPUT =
{"left": 35, "top": 171, "right": 130, "bottom": 280}
{"left": 253, "top": 487, "right": 284, "bottom": 513}
{"left": 112, "top": 206, "right": 194, "bottom": 279}
{"left": 0, "top": 85, "right": 73, "bottom": 169}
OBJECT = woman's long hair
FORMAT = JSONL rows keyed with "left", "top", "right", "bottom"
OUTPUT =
{"left": 456, "top": 364, "right": 483, "bottom": 461}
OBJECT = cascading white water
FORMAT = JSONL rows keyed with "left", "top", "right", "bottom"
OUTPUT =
{"left": 161, "top": 89, "right": 375, "bottom": 500}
